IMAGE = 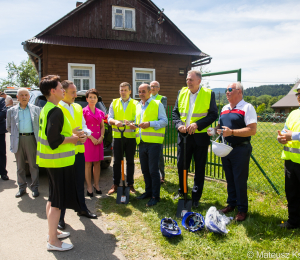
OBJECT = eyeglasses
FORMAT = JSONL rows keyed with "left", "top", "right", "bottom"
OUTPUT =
{"left": 295, "top": 93, "right": 300, "bottom": 97}
{"left": 150, "top": 85, "right": 159, "bottom": 88}
{"left": 225, "top": 88, "right": 237, "bottom": 93}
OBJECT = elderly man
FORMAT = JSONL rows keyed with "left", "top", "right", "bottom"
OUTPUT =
{"left": 0, "top": 91, "right": 13, "bottom": 107}
{"left": 0, "top": 96, "right": 8, "bottom": 180}
{"left": 58, "top": 80, "right": 97, "bottom": 230}
{"left": 172, "top": 70, "right": 218, "bottom": 208}
{"left": 208, "top": 82, "right": 257, "bottom": 221}
{"left": 107, "top": 82, "right": 138, "bottom": 195}
{"left": 129, "top": 84, "right": 168, "bottom": 206}
{"left": 277, "top": 84, "right": 300, "bottom": 229}
{"left": 150, "top": 81, "right": 167, "bottom": 183}
{"left": 7, "top": 88, "right": 40, "bottom": 197}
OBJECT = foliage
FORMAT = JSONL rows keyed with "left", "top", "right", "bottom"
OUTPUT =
{"left": 244, "top": 84, "right": 293, "bottom": 97}
{"left": 0, "top": 58, "right": 39, "bottom": 89}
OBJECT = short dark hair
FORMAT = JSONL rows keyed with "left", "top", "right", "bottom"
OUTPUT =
{"left": 39, "top": 75, "right": 61, "bottom": 97}
{"left": 61, "top": 80, "right": 74, "bottom": 90}
{"left": 85, "top": 88, "right": 99, "bottom": 98}
{"left": 119, "top": 82, "right": 131, "bottom": 91}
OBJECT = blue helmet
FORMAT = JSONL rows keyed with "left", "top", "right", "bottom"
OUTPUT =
{"left": 182, "top": 212, "right": 205, "bottom": 232}
{"left": 160, "top": 218, "right": 181, "bottom": 238}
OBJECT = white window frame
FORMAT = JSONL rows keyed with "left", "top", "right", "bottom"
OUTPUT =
{"left": 68, "top": 63, "right": 95, "bottom": 90}
{"left": 112, "top": 6, "right": 136, "bottom": 31}
{"left": 132, "top": 67, "right": 156, "bottom": 99}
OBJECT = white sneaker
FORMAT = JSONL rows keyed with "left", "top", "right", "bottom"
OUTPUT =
{"left": 47, "top": 242, "right": 74, "bottom": 251}
{"left": 47, "top": 231, "right": 70, "bottom": 241}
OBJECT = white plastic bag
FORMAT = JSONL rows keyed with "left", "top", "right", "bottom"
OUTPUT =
{"left": 205, "top": 206, "right": 233, "bottom": 234}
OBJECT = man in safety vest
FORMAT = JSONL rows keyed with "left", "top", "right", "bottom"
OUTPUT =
{"left": 129, "top": 83, "right": 168, "bottom": 206}
{"left": 38, "top": 75, "right": 83, "bottom": 251}
{"left": 57, "top": 80, "right": 97, "bottom": 230}
{"left": 172, "top": 70, "right": 218, "bottom": 208}
{"left": 277, "top": 84, "right": 300, "bottom": 229}
{"left": 150, "top": 81, "right": 167, "bottom": 183}
{"left": 107, "top": 82, "right": 138, "bottom": 195}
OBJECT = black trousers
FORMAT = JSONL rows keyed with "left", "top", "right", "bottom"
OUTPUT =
{"left": 113, "top": 137, "right": 136, "bottom": 186}
{"left": 177, "top": 135, "right": 208, "bottom": 201}
{"left": 60, "top": 153, "right": 87, "bottom": 221}
{"left": 285, "top": 160, "right": 300, "bottom": 226}
{"left": 0, "top": 133, "right": 7, "bottom": 177}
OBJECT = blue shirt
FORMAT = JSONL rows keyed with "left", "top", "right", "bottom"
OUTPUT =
{"left": 19, "top": 105, "right": 33, "bottom": 133}
{"left": 108, "top": 97, "right": 131, "bottom": 125}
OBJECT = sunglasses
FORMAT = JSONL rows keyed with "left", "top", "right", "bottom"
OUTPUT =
{"left": 295, "top": 93, "right": 300, "bottom": 97}
{"left": 225, "top": 88, "right": 237, "bottom": 93}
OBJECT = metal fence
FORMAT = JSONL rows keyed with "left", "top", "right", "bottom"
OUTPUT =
{"left": 137, "top": 107, "right": 289, "bottom": 196}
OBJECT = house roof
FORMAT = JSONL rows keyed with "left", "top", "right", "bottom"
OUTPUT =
{"left": 272, "top": 80, "right": 300, "bottom": 108}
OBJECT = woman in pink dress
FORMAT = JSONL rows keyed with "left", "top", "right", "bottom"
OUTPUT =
{"left": 83, "top": 89, "right": 105, "bottom": 197}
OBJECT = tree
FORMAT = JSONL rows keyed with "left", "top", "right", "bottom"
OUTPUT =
{"left": 256, "top": 103, "right": 266, "bottom": 114}
{"left": 0, "top": 58, "right": 39, "bottom": 89}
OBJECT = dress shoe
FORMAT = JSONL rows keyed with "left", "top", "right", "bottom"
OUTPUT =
{"left": 58, "top": 220, "right": 66, "bottom": 230}
{"left": 1, "top": 175, "right": 9, "bottom": 181}
{"left": 192, "top": 200, "right": 199, "bottom": 208}
{"left": 136, "top": 192, "right": 152, "bottom": 200}
{"left": 15, "top": 189, "right": 26, "bottom": 198}
{"left": 93, "top": 186, "right": 102, "bottom": 195}
{"left": 86, "top": 190, "right": 93, "bottom": 197}
{"left": 146, "top": 198, "right": 160, "bottom": 207}
{"left": 235, "top": 212, "right": 247, "bottom": 221}
{"left": 32, "top": 190, "right": 39, "bottom": 197}
{"left": 173, "top": 192, "right": 183, "bottom": 200}
{"left": 129, "top": 185, "right": 136, "bottom": 194}
{"left": 279, "top": 221, "right": 299, "bottom": 229}
{"left": 47, "top": 242, "right": 74, "bottom": 251}
{"left": 77, "top": 209, "right": 97, "bottom": 219}
{"left": 47, "top": 231, "right": 70, "bottom": 241}
{"left": 220, "top": 205, "right": 235, "bottom": 214}
{"left": 107, "top": 184, "right": 118, "bottom": 195}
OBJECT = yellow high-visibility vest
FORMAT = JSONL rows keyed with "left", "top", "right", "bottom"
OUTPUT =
{"left": 178, "top": 87, "right": 212, "bottom": 133}
{"left": 58, "top": 102, "right": 84, "bottom": 154}
{"left": 36, "top": 102, "right": 75, "bottom": 168}
{"left": 153, "top": 94, "right": 163, "bottom": 101}
{"left": 135, "top": 99, "right": 165, "bottom": 145}
{"left": 281, "top": 109, "right": 300, "bottom": 163}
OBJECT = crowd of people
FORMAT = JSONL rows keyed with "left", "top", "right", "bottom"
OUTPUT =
{"left": 0, "top": 70, "right": 299, "bottom": 252}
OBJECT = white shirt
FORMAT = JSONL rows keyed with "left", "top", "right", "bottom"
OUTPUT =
{"left": 186, "top": 87, "right": 201, "bottom": 126}
{"left": 59, "top": 100, "right": 92, "bottom": 136}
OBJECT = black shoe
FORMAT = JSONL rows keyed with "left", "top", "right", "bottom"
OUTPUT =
{"left": 58, "top": 220, "right": 66, "bottom": 230}
{"left": 279, "top": 221, "right": 299, "bottom": 229}
{"left": 136, "top": 193, "right": 152, "bottom": 200}
{"left": 1, "top": 175, "right": 9, "bottom": 181}
{"left": 15, "top": 189, "right": 26, "bottom": 198}
{"left": 173, "top": 192, "right": 183, "bottom": 200}
{"left": 77, "top": 209, "right": 97, "bottom": 219}
{"left": 87, "top": 190, "right": 93, "bottom": 197}
{"left": 146, "top": 198, "right": 160, "bottom": 207}
{"left": 94, "top": 187, "right": 102, "bottom": 195}
{"left": 192, "top": 200, "right": 199, "bottom": 208}
{"left": 32, "top": 190, "right": 39, "bottom": 197}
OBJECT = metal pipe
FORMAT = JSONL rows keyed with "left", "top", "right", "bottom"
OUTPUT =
{"left": 202, "top": 69, "right": 242, "bottom": 82}
{"left": 21, "top": 42, "right": 41, "bottom": 82}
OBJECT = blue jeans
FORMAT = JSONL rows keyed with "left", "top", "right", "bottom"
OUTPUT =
{"left": 139, "top": 142, "right": 162, "bottom": 199}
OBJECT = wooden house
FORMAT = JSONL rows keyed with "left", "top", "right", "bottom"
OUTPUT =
{"left": 22, "top": 0, "right": 211, "bottom": 106}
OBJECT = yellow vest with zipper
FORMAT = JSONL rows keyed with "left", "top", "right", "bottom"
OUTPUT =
{"left": 58, "top": 102, "right": 85, "bottom": 154}
{"left": 178, "top": 87, "right": 212, "bottom": 133}
{"left": 112, "top": 98, "right": 138, "bottom": 138}
{"left": 135, "top": 99, "right": 165, "bottom": 145}
{"left": 36, "top": 102, "right": 75, "bottom": 168}
{"left": 281, "top": 109, "right": 300, "bottom": 163}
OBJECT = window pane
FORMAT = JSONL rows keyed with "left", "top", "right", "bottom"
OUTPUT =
{"left": 136, "top": 73, "right": 150, "bottom": 80}
{"left": 125, "top": 10, "right": 132, "bottom": 29}
{"left": 83, "top": 79, "right": 90, "bottom": 90}
{"left": 74, "top": 70, "right": 89, "bottom": 77}
{"left": 116, "top": 9, "right": 122, "bottom": 14}
{"left": 74, "top": 79, "right": 81, "bottom": 90}
{"left": 115, "top": 14, "right": 123, "bottom": 27}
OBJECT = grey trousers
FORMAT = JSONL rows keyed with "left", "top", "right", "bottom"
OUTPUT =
{"left": 15, "top": 135, "right": 39, "bottom": 191}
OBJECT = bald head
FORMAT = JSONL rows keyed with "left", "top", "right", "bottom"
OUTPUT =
{"left": 139, "top": 83, "right": 151, "bottom": 103}
{"left": 150, "top": 81, "right": 160, "bottom": 96}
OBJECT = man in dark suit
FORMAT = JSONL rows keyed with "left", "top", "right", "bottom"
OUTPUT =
{"left": 0, "top": 96, "right": 8, "bottom": 180}
{"left": 172, "top": 70, "right": 218, "bottom": 207}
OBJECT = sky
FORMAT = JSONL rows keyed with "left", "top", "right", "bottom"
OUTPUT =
{"left": 0, "top": 0, "right": 299, "bottom": 89}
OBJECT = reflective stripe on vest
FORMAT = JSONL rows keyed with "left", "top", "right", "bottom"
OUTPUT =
{"left": 178, "top": 87, "right": 212, "bottom": 133}
{"left": 135, "top": 100, "right": 165, "bottom": 145}
{"left": 36, "top": 102, "right": 75, "bottom": 168}
{"left": 112, "top": 98, "right": 138, "bottom": 138}
{"left": 58, "top": 102, "right": 84, "bottom": 154}
{"left": 281, "top": 109, "right": 300, "bottom": 163}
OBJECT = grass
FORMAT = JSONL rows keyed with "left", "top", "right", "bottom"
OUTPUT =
{"left": 98, "top": 163, "right": 300, "bottom": 260}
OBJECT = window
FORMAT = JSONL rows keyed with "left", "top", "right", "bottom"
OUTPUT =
{"left": 112, "top": 6, "right": 136, "bottom": 31}
{"left": 132, "top": 68, "right": 155, "bottom": 99}
{"left": 68, "top": 63, "right": 95, "bottom": 91}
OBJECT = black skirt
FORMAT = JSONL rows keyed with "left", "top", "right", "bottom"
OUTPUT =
{"left": 47, "top": 165, "right": 81, "bottom": 212}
